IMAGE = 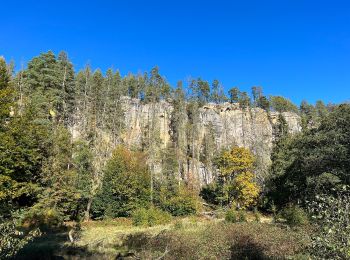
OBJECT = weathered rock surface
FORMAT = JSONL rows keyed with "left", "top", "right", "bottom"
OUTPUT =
{"left": 72, "top": 97, "right": 301, "bottom": 186}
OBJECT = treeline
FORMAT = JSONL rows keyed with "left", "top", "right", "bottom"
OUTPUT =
{"left": 0, "top": 51, "right": 259, "bottom": 224}
{"left": 1, "top": 51, "right": 348, "bottom": 258}
{"left": 267, "top": 103, "right": 350, "bottom": 207}
{"left": 11, "top": 50, "right": 334, "bottom": 120}
{"left": 0, "top": 51, "right": 339, "bottom": 218}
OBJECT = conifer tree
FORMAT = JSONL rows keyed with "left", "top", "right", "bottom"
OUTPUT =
{"left": 251, "top": 86, "right": 262, "bottom": 106}
{"left": 228, "top": 87, "right": 239, "bottom": 104}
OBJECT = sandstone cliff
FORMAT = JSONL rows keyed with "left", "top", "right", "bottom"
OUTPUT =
{"left": 72, "top": 97, "right": 301, "bottom": 187}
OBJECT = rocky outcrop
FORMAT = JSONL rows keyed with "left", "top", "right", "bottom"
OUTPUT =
{"left": 72, "top": 97, "right": 301, "bottom": 186}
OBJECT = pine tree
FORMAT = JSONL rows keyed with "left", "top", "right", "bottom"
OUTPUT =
{"left": 57, "top": 51, "right": 75, "bottom": 125}
{"left": 211, "top": 79, "right": 227, "bottom": 103}
{"left": 251, "top": 86, "right": 262, "bottom": 106}
{"left": 238, "top": 91, "right": 251, "bottom": 109}
{"left": 92, "top": 146, "right": 151, "bottom": 218}
{"left": 228, "top": 87, "right": 239, "bottom": 104}
{"left": 0, "top": 57, "right": 13, "bottom": 125}
{"left": 170, "top": 81, "right": 188, "bottom": 182}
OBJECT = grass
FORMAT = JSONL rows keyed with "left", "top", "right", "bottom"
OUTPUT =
{"left": 17, "top": 215, "right": 310, "bottom": 259}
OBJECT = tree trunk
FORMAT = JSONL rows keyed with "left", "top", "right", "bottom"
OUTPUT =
{"left": 84, "top": 197, "right": 93, "bottom": 221}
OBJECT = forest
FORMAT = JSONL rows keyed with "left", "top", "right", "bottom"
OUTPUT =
{"left": 1, "top": 51, "right": 350, "bottom": 259}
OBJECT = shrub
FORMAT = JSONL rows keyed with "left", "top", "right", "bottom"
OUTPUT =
{"left": 253, "top": 208, "right": 262, "bottom": 223}
{"left": 0, "top": 219, "right": 40, "bottom": 259}
{"left": 132, "top": 208, "right": 148, "bottom": 226}
{"left": 308, "top": 191, "right": 350, "bottom": 259}
{"left": 91, "top": 146, "right": 151, "bottom": 219}
{"left": 200, "top": 183, "right": 223, "bottom": 205}
{"left": 279, "top": 205, "right": 309, "bottom": 227}
{"left": 173, "top": 219, "right": 184, "bottom": 230}
{"left": 225, "top": 209, "right": 247, "bottom": 223}
{"left": 159, "top": 187, "right": 199, "bottom": 216}
{"left": 162, "top": 195, "right": 198, "bottom": 216}
{"left": 238, "top": 210, "right": 247, "bottom": 222}
{"left": 225, "top": 209, "right": 238, "bottom": 223}
{"left": 132, "top": 207, "right": 171, "bottom": 227}
{"left": 21, "top": 207, "right": 63, "bottom": 230}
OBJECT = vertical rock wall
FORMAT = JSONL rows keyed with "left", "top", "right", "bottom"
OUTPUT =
{"left": 72, "top": 97, "right": 301, "bottom": 186}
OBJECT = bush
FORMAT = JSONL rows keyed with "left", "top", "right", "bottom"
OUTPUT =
{"left": 0, "top": 219, "right": 40, "bottom": 259}
{"left": 308, "top": 191, "right": 350, "bottom": 259}
{"left": 173, "top": 219, "right": 184, "bottom": 230}
{"left": 200, "top": 183, "right": 223, "bottom": 205}
{"left": 225, "top": 209, "right": 247, "bottom": 223}
{"left": 158, "top": 186, "right": 200, "bottom": 216}
{"left": 132, "top": 207, "right": 172, "bottom": 227}
{"left": 238, "top": 210, "right": 247, "bottom": 222}
{"left": 21, "top": 208, "right": 63, "bottom": 230}
{"left": 253, "top": 208, "right": 262, "bottom": 223}
{"left": 279, "top": 205, "right": 309, "bottom": 227}
{"left": 91, "top": 146, "right": 151, "bottom": 219}
{"left": 162, "top": 195, "right": 198, "bottom": 216}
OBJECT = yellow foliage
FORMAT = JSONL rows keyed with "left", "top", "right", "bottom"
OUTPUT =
{"left": 232, "top": 171, "right": 260, "bottom": 209}
{"left": 216, "top": 146, "right": 260, "bottom": 208}
{"left": 217, "top": 146, "right": 254, "bottom": 177}
{"left": 49, "top": 109, "right": 56, "bottom": 117}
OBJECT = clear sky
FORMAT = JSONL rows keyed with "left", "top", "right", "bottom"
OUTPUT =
{"left": 1, "top": 0, "right": 349, "bottom": 104}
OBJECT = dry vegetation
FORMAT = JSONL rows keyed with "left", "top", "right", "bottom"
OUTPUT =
{"left": 17, "top": 216, "right": 310, "bottom": 259}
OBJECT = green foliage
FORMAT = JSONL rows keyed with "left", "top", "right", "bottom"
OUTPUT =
{"left": 0, "top": 107, "right": 50, "bottom": 216}
{"left": 273, "top": 113, "right": 289, "bottom": 142}
{"left": 228, "top": 86, "right": 239, "bottom": 103}
{"left": 279, "top": 205, "right": 309, "bottom": 227}
{"left": 39, "top": 125, "right": 80, "bottom": 220}
{"left": 130, "top": 222, "right": 309, "bottom": 259}
{"left": 238, "top": 91, "right": 251, "bottom": 109}
{"left": 225, "top": 209, "right": 238, "bottom": 223}
{"left": 270, "top": 95, "right": 298, "bottom": 113}
{"left": 156, "top": 145, "right": 200, "bottom": 217}
{"left": 268, "top": 104, "right": 350, "bottom": 206}
{"left": 0, "top": 57, "right": 13, "bottom": 124}
{"left": 225, "top": 209, "right": 247, "bottom": 223}
{"left": 200, "top": 182, "right": 225, "bottom": 205}
{"left": 23, "top": 51, "right": 75, "bottom": 123}
{"left": 210, "top": 79, "right": 227, "bottom": 103}
{"left": 300, "top": 100, "right": 318, "bottom": 129}
{"left": 160, "top": 187, "right": 199, "bottom": 216}
{"left": 0, "top": 51, "right": 346, "bottom": 259}
{"left": 20, "top": 207, "right": 63, "bottom": 230}
{"left": 131, "top": 207, "right": 172, "bottom": 227}
{"left": 251, "top": 86, "right": 262, "bottom": 105}
{"left": 253, "top": 208, "right": 262, "bottom": 222}
{"left": 0, "top": 219, "right": 40, "bottom": 259}
{"left": 308, "top": 190, "right": 350, "bottom": 259}
{"left": 72, "top": 140, "right": 94, "bottom": 217}
{"left": 173, "top": 219, "right": 184, "bottom": 230}
{"left": 257, "top": 95, "right": 270, "bottom": 111}
{"left": 92, "top": 146, "right": 151, "bottom": 218}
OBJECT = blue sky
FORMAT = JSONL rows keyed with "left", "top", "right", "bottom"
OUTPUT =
{"left": 1, "top": 0, "right": 349, "bottom": 104}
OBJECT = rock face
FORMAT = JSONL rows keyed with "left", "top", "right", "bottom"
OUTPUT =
{"left": 72, "top": 97, "right": 301, "bottom": 186}
{"left": 120, "top": 97, "right": 300, "bottom": 185}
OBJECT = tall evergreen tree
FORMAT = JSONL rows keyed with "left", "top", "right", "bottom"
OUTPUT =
{"left": 57, "top": 51, "right": 75, "bottom": 125}
{"left": 228, "top": 87, "right": 239, "bottom": 104}
{"left": 0, "top": 57, "right": 13, "bottom": 125}
{"left": 211, "top": 79, "right": 227, "bottom": 103}
{"left": 251, "top": 86, "right": 262, "bottom": 106}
